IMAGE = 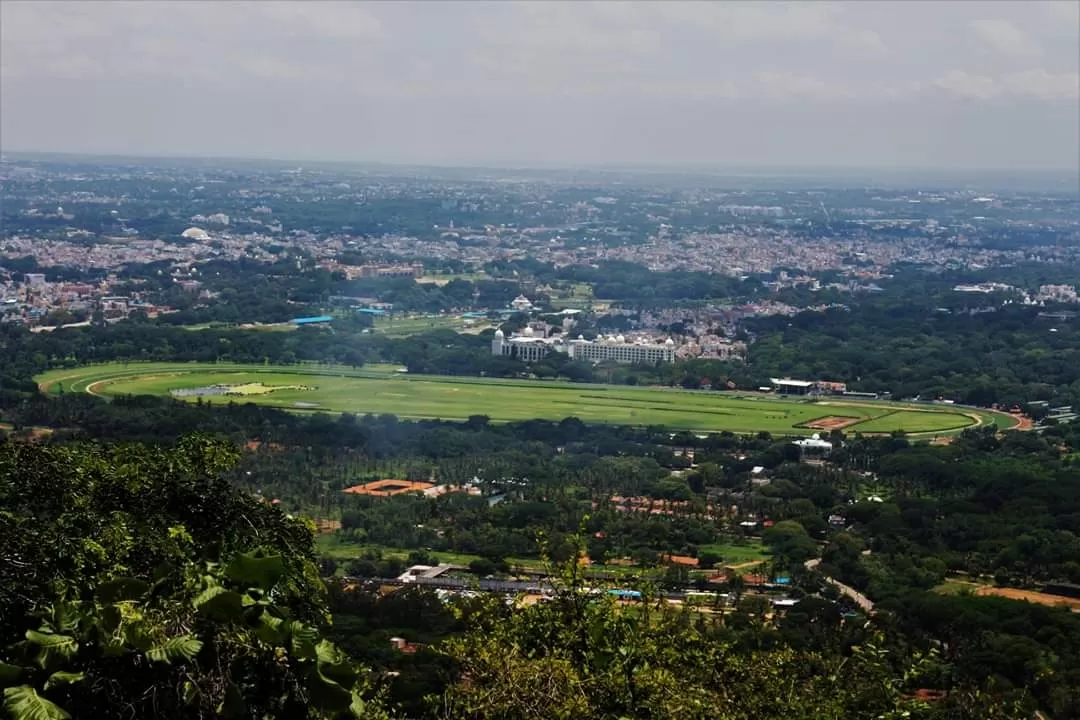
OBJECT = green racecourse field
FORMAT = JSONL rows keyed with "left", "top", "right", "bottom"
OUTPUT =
{"left": 35, "top": 362, "right": 1016, "bottom": 436}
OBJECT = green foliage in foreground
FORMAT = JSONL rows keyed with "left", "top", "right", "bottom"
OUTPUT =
{"left": 431, "top": 556, "right": 1031, "bottom": 720}
{"left": 0, "top": 436, "right": 388, "bottom": 720}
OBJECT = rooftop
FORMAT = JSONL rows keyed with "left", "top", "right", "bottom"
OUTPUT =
{"left": 770, "top": 378, "right": 815, "bottom": 387}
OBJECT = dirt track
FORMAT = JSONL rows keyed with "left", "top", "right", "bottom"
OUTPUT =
{"left": 974, "top": 586, "right": 1080, "bottom": 611}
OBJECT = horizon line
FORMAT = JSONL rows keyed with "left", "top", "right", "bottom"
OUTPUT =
{"left": 3, "top": 148, "right": 1079, "bottom": 180}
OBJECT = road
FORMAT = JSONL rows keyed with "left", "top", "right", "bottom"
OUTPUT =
{"left": 804, "top": 558, "right": 875, "bottom": 613}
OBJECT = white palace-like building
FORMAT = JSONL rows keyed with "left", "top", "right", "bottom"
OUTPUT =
{"left": 492, "top": 327, "right": 676, "bottom": 364}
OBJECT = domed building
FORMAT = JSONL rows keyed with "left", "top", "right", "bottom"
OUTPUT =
{"left": 180, "top": 227, "right": 211, "bottom": 241}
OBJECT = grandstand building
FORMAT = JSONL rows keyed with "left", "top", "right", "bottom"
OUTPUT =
{"left": 492, "top": 328, "right": 676, "bottom": 364}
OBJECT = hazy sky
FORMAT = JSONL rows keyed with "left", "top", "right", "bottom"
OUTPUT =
{"left": 2, "top": 1, "right": 1078, "bottom": 171}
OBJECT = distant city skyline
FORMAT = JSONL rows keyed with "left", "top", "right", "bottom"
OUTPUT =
{"left": 2, "top": 1, "right": 1078, "bottom": 172}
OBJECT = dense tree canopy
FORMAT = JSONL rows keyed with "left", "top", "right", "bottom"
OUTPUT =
{"left": 0, "top": 436, "right": 388, "bottom": 720}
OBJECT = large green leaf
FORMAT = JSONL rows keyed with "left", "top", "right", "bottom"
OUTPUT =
{"left": 95, "top": 577, "right": 150, "bottom": 604}
{"left": 2, "top": 686, "right": 71, "bottom": 720}
{"left": 288, "top": 622, "right": 319, "bottom": 662}
{"left": 146, "top": 636, "right": 203, "bottom": 664}
{"left": 43, "top": 672, "right": 84, "bottom": 691}
{"left": 315, "top": 640, "right": 357, "bottom": 688}
{"left": 305, "top": 668, "right": 353, "bottom": 712}
{"left": 193, "top": 586, "right": 244, "bottom": 620}
{"left": 25, "top": 631, "right": 76, "bottom": 670}
{"left": 224, "top": 551, "right": 284, "bottom": 591}
{"left": 306, "top": 640, "right": 359, "bottom": 712}
{"left": 47, "top": 603, "right": 81, "bottom": 635}
{"left": 254, "top": 611, "right": 287, "bottom": 646}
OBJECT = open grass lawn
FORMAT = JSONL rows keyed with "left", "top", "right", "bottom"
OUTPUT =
{"left": 35, "top": 362, "right": 1008, "bottom": 436}
{"left": 932, "top": 578, "right": 988, "bottom": 596}
{"left": 697, "top": 541, "right": 770, "bottom": 566}
{"left": 182, "top": 322, "right": 299, "bottom": 333}
{"left": 316, "top": 538, "right": 658, "bottom": 577}
{"left": 315, "top": 537, "right": 491, "bottom": 567}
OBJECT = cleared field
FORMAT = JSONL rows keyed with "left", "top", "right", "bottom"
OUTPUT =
{"left": 35, "top": 362, "right": 1008, "bottom": 436}
{"left": 933, "top": 579, "right": 1080, "bottom": 611}
{"left": 975, "top": 586, "right": 1080, "bottom": 611}
{"left": 696, "top": 541, "right": 770, "bottom": 566}
{"left": 372, "top": 314, "right": 488, "bottom": 336}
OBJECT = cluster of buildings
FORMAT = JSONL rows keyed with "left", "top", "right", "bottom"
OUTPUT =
{"left": 188, "top": 213, "right": 230, "bottom": 226}
{"left": 1034, "top": 284, "right": 1080, "bottom": 304}
{"left": 1, "top": 271, "right": 177, "bottom": 329}
{"left": 768, "top": 378, "right": 849, "bottom": 395}
{"left": 317, "top": 261, "right": 425, "bottom": 280}
{"left": 953, "top": 282, "right": 1080, "bottom": 305}
{"left": 492, "top": 326, "right": 678, "bottom": 365}
{"left": 6, "top": 158, "right": 1079, "bottom": 284}
{"left": 492, "top": 295, "right": 750, "bottom": 365}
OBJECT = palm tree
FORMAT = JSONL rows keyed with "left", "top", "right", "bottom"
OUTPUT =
{"left": 727, "top": 572, "right": 746, "bottom": 605}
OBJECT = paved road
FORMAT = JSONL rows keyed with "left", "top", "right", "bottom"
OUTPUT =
{"left": 804, "top": 558, "right": 875, "bottom": 613}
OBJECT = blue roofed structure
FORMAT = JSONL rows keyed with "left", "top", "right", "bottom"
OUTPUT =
{"left": 356, "top": 307, "right": 386, "bottom": 315}
{"left": 607, "top": 589, "right": 642, "bottom": 600}
{"left": 290, "top": 315, "right": 334, "bottom": 325}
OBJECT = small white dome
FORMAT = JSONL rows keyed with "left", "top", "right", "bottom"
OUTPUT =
{"left": 494, "top": 328, "right": 504, "bottom": 337}
{"left": 522, "top": 326, "right": 534, "bottom": 337}
{"left": 616, "top": 335, "right": 625, "bottom": 343}
{"left": 577, "top": 334, "right": 585, "bottom": 340}
{"left": 181, "top": 227, "right": 210, "bottom": 241}
{"left": 665, "top": 338, "right": 675, "bottom": 346}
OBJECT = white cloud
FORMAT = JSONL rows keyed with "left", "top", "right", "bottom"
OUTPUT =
{"left": 934, "top": 70, "right": 1002, "bottom": 99}
{"left": 651, "top": 2, "right": 846, "bottom": 42}
{"left": 0, "top": 1, "right": 386, "bottom": 84}
{"left": 1040, "top": 1, "right": 1080, "bottom": 26}
{"left": 970, "top": 18, "right": 1042, "bottom": 58}
{"left": 1001, "top": 69, "right": 1080, "bottom": 100}
{"left": 252, "top": 2, "right": 385, "bottom": 41}
{"left": 836, "top": 28, "right": 889, "bottom": 56}
{"left": 934, "top": 69, "right": 1079, "bottom": 100}
{"left": 756, "top": 72, "right": 853, "bottom": 100}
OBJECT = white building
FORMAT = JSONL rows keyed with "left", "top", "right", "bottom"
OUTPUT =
{"left": 1036, "top": 284, "right": 1079, "bottom": 303}
{"left": 491, "top": 326, "right": 551, "bottom": 362}
{"left": 492, "top": 328, "right": 676, "bottom": 365}
{"left": 793, "top": 434, "right": 833, "bottom": 458}
{"left": 510, "top": 295, "right": 534, "bottom": 312}
{"left": 570, "top": 335, "right": 676, "bottom": 364}
{"left": 180, "top": 227, "right": 211, "bottom": 241}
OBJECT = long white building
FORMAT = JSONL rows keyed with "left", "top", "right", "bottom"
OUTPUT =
{"left": 492, "top": 328, "right": 676, "bottom": 364}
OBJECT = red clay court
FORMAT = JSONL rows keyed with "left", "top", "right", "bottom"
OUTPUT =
{"left": 343, "top": 479, "right": 435, "bottom": 497}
